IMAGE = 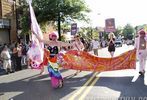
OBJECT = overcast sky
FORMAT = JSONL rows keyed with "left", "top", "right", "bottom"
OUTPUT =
{"left": 82, "top": 0, "right": 147, "bottom": 27}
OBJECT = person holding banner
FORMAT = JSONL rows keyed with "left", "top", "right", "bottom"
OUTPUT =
{"left": 108, "top": 32, "right": 116, "bottom": 57}
{"left": 72, "top": 35, "right": 85, "bottom": 75}
{"left": 27, "top": 0, "right": 70, "bottom": 88}
{"left": 32, "top": 31, "right": 71, "bottom": 88}
{"left": 135, "top": 30, "right": 147, "bottom": 85}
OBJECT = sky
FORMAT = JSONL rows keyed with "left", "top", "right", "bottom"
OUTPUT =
{"left": 79, "top": 0, "right": 147, "bottom": 27}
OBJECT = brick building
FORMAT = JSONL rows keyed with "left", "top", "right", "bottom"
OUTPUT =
{"left": 0, "top": 0, "right": 17, "bottom": 44}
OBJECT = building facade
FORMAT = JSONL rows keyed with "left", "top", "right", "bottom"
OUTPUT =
{"left": 0, "top": 0, "right": 17, "bottom": 44}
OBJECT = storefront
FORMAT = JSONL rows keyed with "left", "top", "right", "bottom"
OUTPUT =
{"left": 0, "top": 19, "right": 10, "bottom": 44}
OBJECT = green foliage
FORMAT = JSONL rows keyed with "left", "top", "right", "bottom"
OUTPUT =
{"left": 122, "top": 24, "right": 135, "bottom": 40}
{"left": 60, "top": 35, "right": 66, "bottom": 42}
{"left": 114, "top": 26, "right": 123, "bottom": 37}
{"left": 102, "top": 32, "right": 108, "bottom": 40}
{"left": 78, "top": 27, "right": 99, "bottom": 41}
{"left": 19, "top": 0, "right": 90, "bottom": 35}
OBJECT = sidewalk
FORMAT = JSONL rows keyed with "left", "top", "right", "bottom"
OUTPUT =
{"left": 0, "top": 65, "right": 28, "bottom": 76}
{"left": 0, "top": 67, "right": 6, "bottom": 75}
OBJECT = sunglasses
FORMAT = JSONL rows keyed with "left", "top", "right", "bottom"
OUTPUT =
{"left": 52, "top": 35, "right": 57, "bottom": 37}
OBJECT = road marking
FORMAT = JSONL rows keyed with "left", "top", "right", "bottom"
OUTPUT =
{"left": 69, "top": 72, "right": 98, "bottom": 100}
{"left": 78, "top": 77, "right": 99, "bottom": 100}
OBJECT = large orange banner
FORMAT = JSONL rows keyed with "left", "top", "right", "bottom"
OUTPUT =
{"left": 61, "top": 49, "right": 136, "bottom": 72}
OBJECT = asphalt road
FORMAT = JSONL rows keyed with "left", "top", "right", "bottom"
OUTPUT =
{"left": 1, "top": 45, "right": 147, "bottom": 100}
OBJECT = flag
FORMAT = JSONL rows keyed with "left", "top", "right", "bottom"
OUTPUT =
{"left": 27, "top": 0, "right": 44, "bottom": 69}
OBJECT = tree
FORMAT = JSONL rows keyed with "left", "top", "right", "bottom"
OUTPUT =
{"left": 114, "top": 26, "right": 123, "bottom": 37}
{"left": 19, "top": 0, "right": 90, "bottom": 35}
{"left": 122, "top": 24, "right": 135, "bottom": 40}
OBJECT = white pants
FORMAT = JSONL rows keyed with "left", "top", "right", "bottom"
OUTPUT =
{"left": 138, "top": 50, "right": 147, "bottom": 85}
{"left": 138, "top": 50, "right": 147, "bottom": 72}
{"left": 3, "top": 60, "right": 11, "bottom": 71}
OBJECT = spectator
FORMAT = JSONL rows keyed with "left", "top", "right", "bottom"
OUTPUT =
{"left": 0, "top": 45, "right": 12, "bottom": 74}
{"left": 21, "top": 43, "right": 27, "bottom": 66}
{"left": 91, "top": 39, "right": 99, "bottom": 56}
{"left": 13, "top": 43, "right": 22, "bottom": 71}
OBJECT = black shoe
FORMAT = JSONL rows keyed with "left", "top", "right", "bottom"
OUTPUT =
{"left": 139, "top": 71, "right": 144, "bottom": 76}
{"left": 6, "top": 72, "right": 9, "bottom": 74}
{"left": 10, "top": 71, "right": 15, "bottom": 73}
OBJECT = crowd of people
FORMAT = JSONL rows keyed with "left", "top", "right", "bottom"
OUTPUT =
{"left": 0, "top": 28, "right": 146, "bottom": 87}
{"left": 0, "top": 32, "right": 133, "bottom": 75}
{"left": 0, "top": 40, "right": 30, "bottom": 74}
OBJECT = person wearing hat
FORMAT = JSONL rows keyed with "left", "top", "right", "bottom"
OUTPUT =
{"left": 135, "top": 30, "right": 147, "bottom": 85}
{"left": 72, "top": 35, "right": 84, "bottom": 51}
{"left": 71, "top": 35, "right": 85, "bottom": 75}
{"left": 32, "top": 31, "right": 71, "bottom": 88}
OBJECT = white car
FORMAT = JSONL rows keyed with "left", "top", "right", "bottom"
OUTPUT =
{"left": 126, "top": 40, "right": 134, "bottom": 45}
{"left": 115, "top": 39, "right": 122, "bottom": 47}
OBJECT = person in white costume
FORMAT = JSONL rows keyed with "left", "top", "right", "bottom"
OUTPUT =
{"left": 134, "top": 29, "right": 147, "bottom": 85}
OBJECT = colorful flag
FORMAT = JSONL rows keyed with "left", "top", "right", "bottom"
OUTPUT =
{"left": 27, "top": 0, "right": 44, "bottom": 69}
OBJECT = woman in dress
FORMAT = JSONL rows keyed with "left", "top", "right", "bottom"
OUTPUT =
{"left": 108, "top": 32, "right": 116, "bottom": 58}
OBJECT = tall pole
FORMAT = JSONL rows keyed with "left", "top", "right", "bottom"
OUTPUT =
{"left": 58, "top": 11, "right": 61, "bottom": 41}
{"left": 57, "top": 0, "right": 63, "bottom": 41}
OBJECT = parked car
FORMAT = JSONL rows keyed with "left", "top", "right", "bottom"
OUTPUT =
{"left": 115, "top": 39, "right": 123, "bottom": 47}
{"left": 126, "top": 39, "right": 134, "bottom": 45}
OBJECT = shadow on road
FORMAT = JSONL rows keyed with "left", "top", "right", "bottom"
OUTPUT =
{"left": 0, "top": 70, "right": 93, "bottom": 100}
{"left": 1, "top": 69, "right": 146, "bottom": 100}
{"left": 95, "top": 75, "right": 147, "bottom": 99}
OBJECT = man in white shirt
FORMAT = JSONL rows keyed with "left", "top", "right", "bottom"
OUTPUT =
{"left": 91, "top": 39, "right": 99, "bottom": 56}
{"left": 1, "top": 45, "right": 12, "bottom": 74}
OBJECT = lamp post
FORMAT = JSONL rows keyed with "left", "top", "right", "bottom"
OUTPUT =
{"left": 57, "top": 0, "right": 63, "bottom": 41}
